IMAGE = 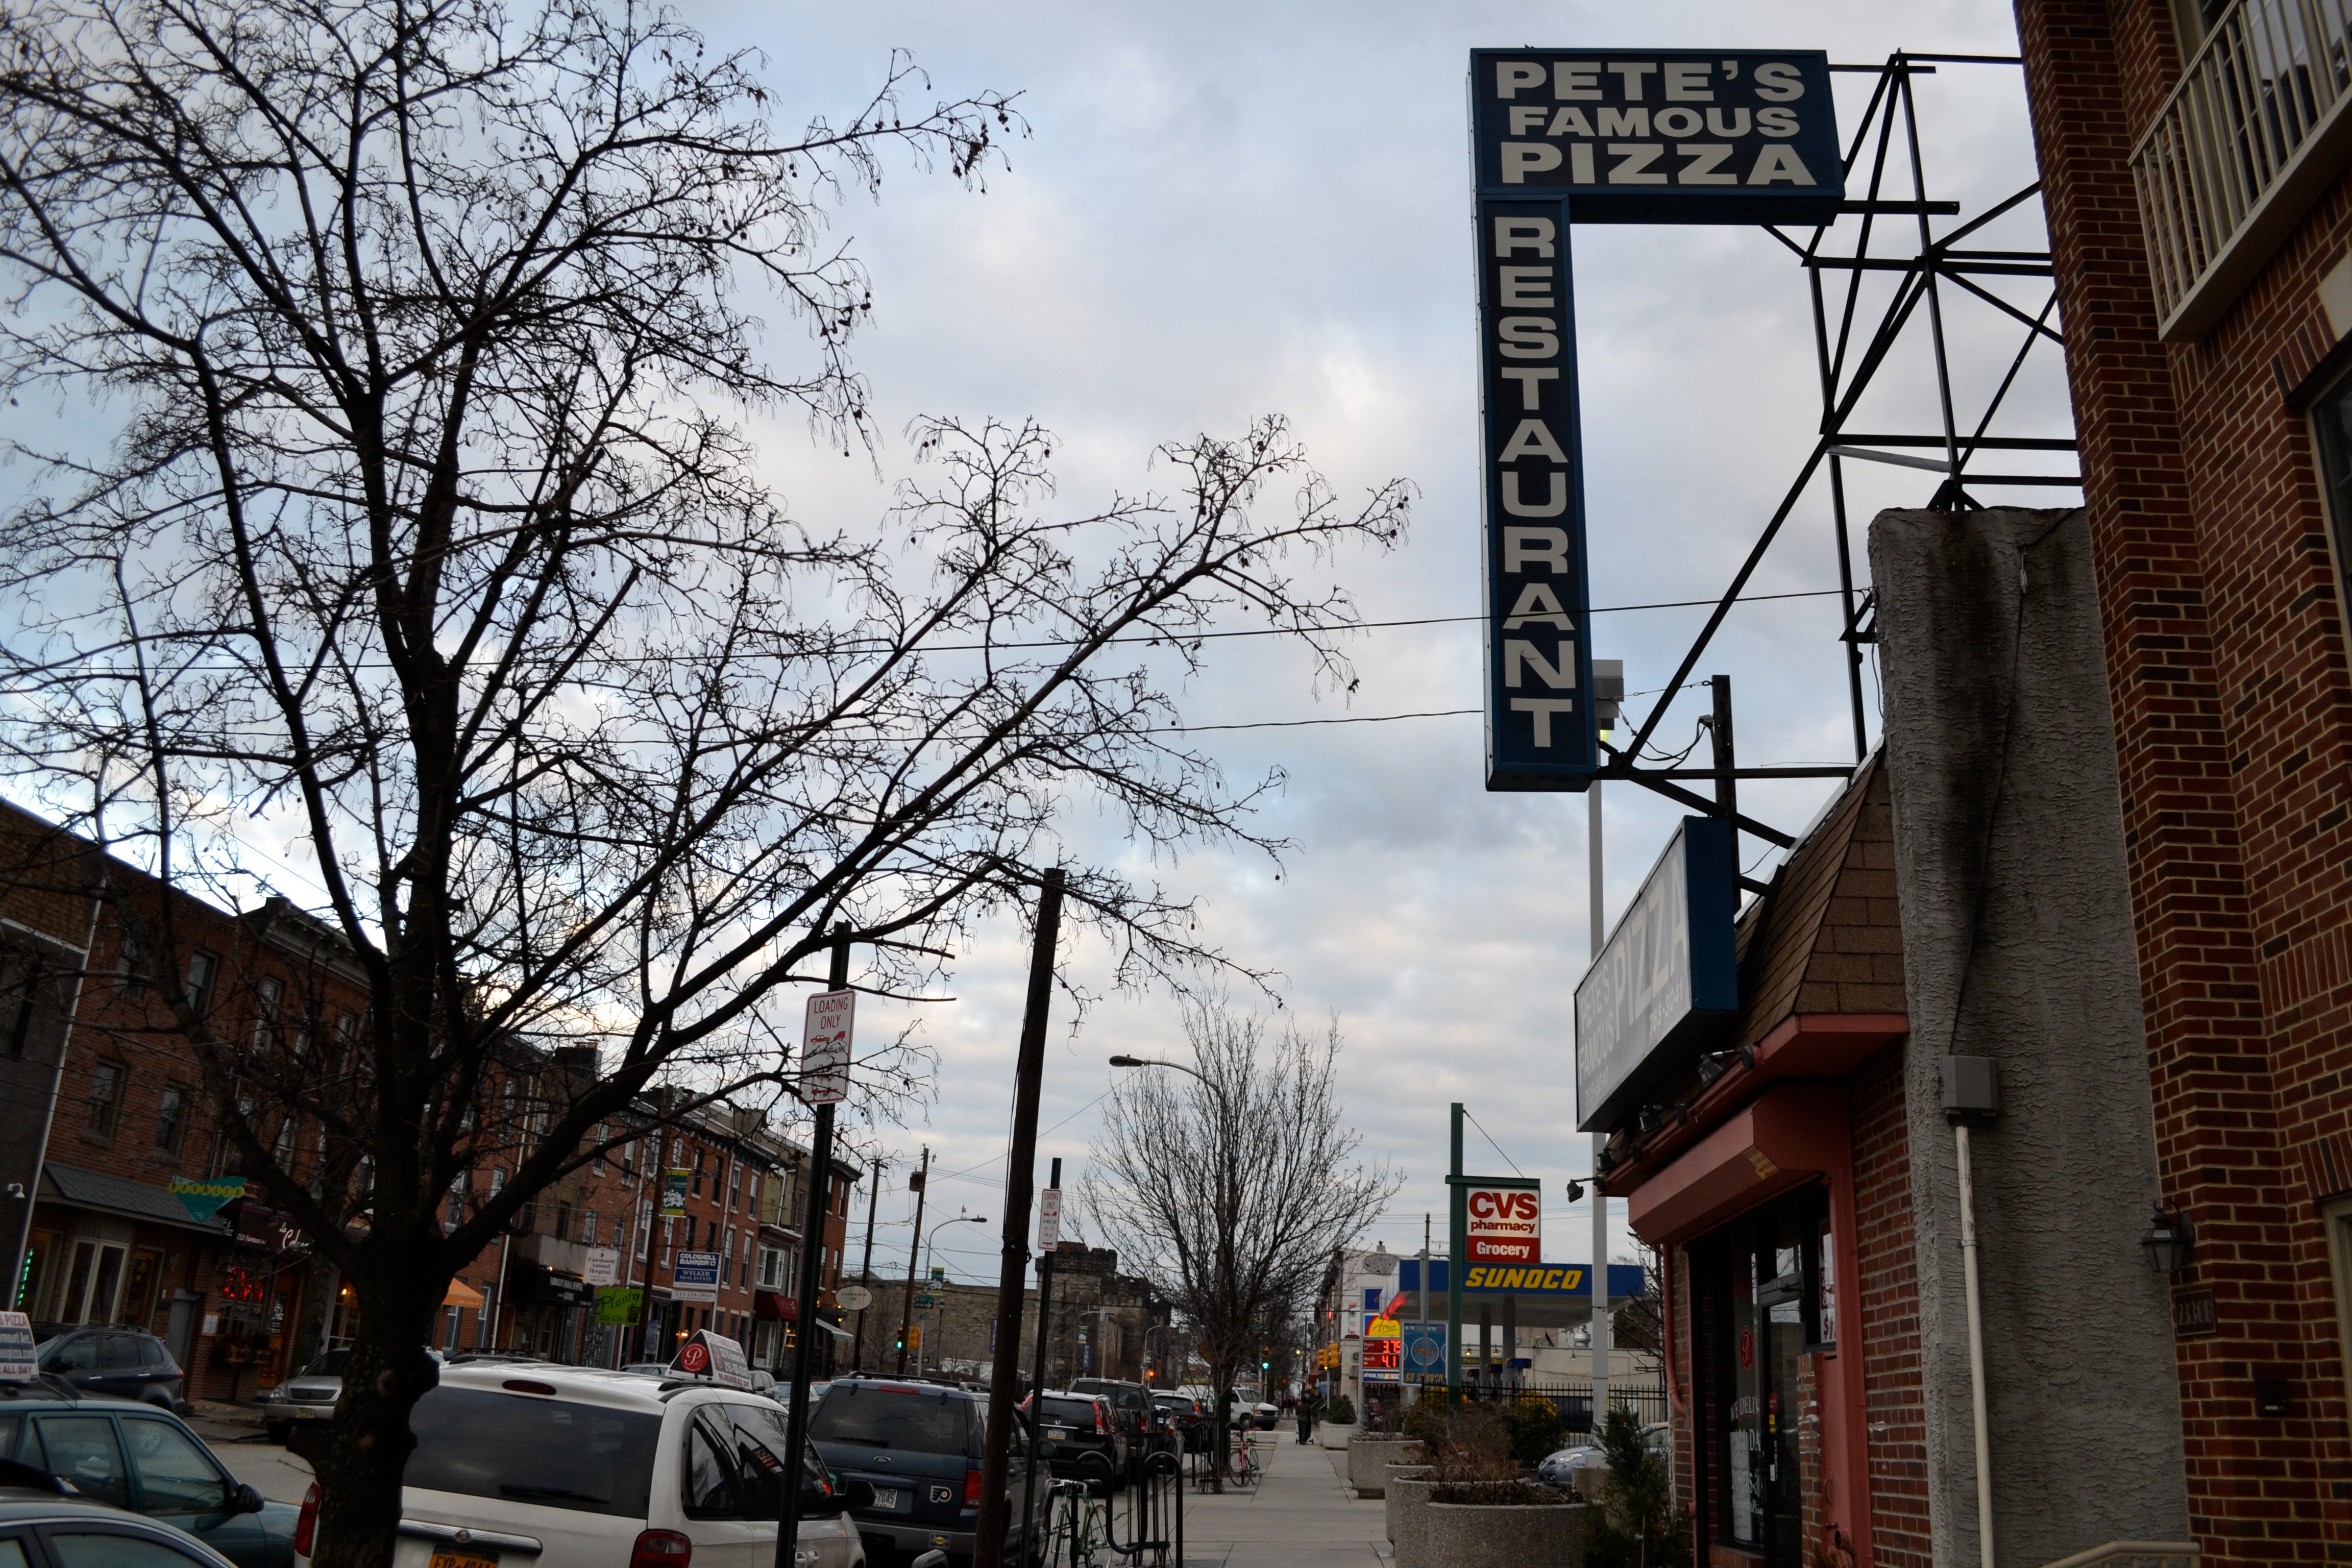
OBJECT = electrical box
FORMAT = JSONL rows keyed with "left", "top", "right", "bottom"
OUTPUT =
{"left": 1942, "top": 1056, "right": 2000, "bottom": 1125}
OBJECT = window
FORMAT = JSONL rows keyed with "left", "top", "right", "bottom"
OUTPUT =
{"left": 120, "top": 1415, "right": 233, "bottom": 1513}
{"left": 555, "top": 1202, "right": 574, "bottom": 1242}
{"left": 182, "top": 949, "right": 218, "bottom": 1017}
{"left": 730, "top": 1161, "right": 743, "bottom": 1212}
{"left": 31, "top": 1415, "right": 131, "bottom": 1509}
{"left": 445, "top": 1175, "right": 467, "bottom": 1233}
{"left": 152, "top": 1084, "right": 189, "bottom": 1156}
{"left": 1, "top": 943, "right": 52, "bottom": 1057}
{"left": 722, "top": 1226, "right": 737, "bottom": 1286}
{"left": 593, "top": 1124, "right": 608, "bottom": 1174}
{"left": 249, "top": 976, "right": 283, "bottom": 1059}
{"left": 403, "top": 1386, "right": 660, "bottom": 1518}
{"left": 2305, "top": 372, "right": 2352, "bottom": 653}
{"left": 112, "top": 927, "right": 145, "bottom": 997}
{"left": 582, "top": 1210, "right": 598, "bottom": 1245}
{"left": 83, "top": 1060, "right": 126, "bottom": 1142}
{"left": 692, "top": 1148, "right": 704, "bottom": 1197}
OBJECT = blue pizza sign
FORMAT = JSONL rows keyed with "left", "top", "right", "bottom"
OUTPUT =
{"left": 1471, "top": 51, "right": 1841, "bottom": 792}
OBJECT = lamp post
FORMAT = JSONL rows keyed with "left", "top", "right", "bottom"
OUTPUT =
{"left": 920, "top": 1213, "right": 988, "bottom": 1375}
{"left": 1109, "top": 1054, "right": 1209, "bottom": 1086}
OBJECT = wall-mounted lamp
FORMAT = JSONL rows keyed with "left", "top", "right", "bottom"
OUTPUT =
{"left": 2141, "top": 1206, "right": 2195, "bottom": 1275}
{"left": 1564, "top": 1180, "right": 1586, "bottom": 1204}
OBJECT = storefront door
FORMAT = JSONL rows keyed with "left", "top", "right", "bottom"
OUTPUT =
{"left": 1701, "top": 1187, "right": 1830, "bottom": 1568}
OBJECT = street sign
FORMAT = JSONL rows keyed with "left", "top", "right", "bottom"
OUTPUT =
{"left": 167, "top": 1175, "right": 245, "bottom": 1226}
{"left": 660, "top": 1169, "right": 689, "bottom": 1217}
{"left": 1573, "top": 816, "right": 1739, "bottom": 1132}
{"left": 1037, "top": 1187, "right": 1063, "bottom": 1252}
{"left": 582, "top": 1247, "right": 620, "bottom": 1287}
{"left": 836, "top": 1285, "right": 873, "bottom": 1311}
{"left": 0, "top": 1312, "right": 34, "bottom": 1381}
{"left": 672, "top": 1249, "right": 721, "bottom": 1305}
{"left": 1461, "top": 1179, "right": 1544, "bottom": 1265}
{"left": 802, "top": 989, "right": 854, "bottom": 1104}
{"left": 915, "top": 1293, "right": 938, "bottom": 1309}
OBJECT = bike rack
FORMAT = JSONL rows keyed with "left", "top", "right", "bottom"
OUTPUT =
{"left": 1099, "top": 1450, "right": 1182, "bottom": 1567}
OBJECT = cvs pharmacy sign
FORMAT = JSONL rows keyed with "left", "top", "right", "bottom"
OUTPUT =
{"left": 1461, "top": 1179, "right": 1542, "bottom": 1265}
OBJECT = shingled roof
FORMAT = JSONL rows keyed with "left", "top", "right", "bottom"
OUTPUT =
{"left": 1729, "top": 751, "right": 1905, "bottom": 1050}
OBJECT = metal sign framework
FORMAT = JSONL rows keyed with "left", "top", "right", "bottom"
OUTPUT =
{"left": 1599, "top": 52, "right": 2076, "bottom": 871}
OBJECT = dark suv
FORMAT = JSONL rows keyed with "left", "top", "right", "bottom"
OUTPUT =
{"left": 31, "top": 1328, "right": 184, "bottom": 1413}
{"left": 1064, "top": 1378, "right": 1155, "bottom": 1466}
{"left": 809, "top": 1376, "right": 1033, "bottom": 1568}
{"left": 1017, "top": 1393, "right": 1122, "bottom": 1493}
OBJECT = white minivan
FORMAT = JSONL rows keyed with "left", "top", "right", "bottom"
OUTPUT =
{"left": 293, "top": 1361, "right": 873, "bottom": 1568}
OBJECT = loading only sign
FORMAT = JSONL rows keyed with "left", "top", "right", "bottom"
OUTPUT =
{"left": 1471, "top": 50, "right": 1840, "bottom": 791}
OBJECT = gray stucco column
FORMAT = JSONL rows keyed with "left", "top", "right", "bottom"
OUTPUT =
{"left": 1870, "top": 506, "right": 2188, "bottom": 1564}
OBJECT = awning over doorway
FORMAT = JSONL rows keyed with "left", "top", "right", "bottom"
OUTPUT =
{"left": 442, "top": 1280, "right": 485, "bottom": 1310}
{"left": 42, "top": 1163, "right": 231, "bottom": 1236}
{"left": 754, "top": 1291, "right": 796, "bottom": 1321}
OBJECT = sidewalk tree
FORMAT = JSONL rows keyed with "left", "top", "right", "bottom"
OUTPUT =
{"left": 0, "top": 0, "right": 1412, "bottom": 1560}
{"left": 1081, "top": 1004, "right": 1398, "bottom": 1483}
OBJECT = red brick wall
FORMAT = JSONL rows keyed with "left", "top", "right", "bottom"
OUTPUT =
{"left": 2017, "top": 0, "right": 2352, "bottom": 1558}
{"left": 1850, "top": 1044, "right": 1927, "bottom": 1568}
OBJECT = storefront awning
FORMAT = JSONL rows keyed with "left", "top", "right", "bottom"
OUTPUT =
{"left": 810, "top": 1317, "right": 853, "bottom": 1342}
{"left": 1625, "top": 1084, "right": 1848, "bottom": 1246}
{"left": 754, "top": 1291, "right": 797, "bottom": 1321}
{"left": 442, "top": 1280, "right": 485, "bottom": 1310}
{"left": 42, "top": 1163, "right": 230, "bottom": 1236}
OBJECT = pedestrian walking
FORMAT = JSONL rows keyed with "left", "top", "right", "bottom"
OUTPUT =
{"left": 1295, "top": 1386, "right": 1320, "bottom": 1445}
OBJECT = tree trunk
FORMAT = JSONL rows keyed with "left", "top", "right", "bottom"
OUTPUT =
{"left": 1208, "top": 1353, "right": 1240, "bottom": 1493}
{"left": 289, "top": 1265, "right": 442, "bottom": 1568}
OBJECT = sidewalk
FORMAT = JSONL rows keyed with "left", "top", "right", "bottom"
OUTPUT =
{"left": 1175, "top": 1432, "right": 1387, "bottom": 1568}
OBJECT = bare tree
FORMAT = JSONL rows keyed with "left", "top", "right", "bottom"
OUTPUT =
{"left": 1082, "top": 1004, "right": 1398, "bottom": 1481}
{"left": 0, "top": 0, "right": 1413, "bottom": 1559}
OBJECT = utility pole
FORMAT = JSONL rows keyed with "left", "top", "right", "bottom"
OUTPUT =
{"left": 1711, "top": 674, "right": 1738, "bottom": 877}
{"left": 972, "top": 867, "right": 1066, "bottom": 1568}
{"left": 1446, "top": 1103, "right": 1463, "bottom": 1405}
{"left": 635, "top": 1114, "right": 669, "bottom": 1365}
{"left": 853, "top": 1155, "right": 882, "bottom": 1371}
{"left": 894, "top": 1147, "right": 930, "bottom": 1375}
{"left": 775, "top": 927, "right": 851, "bottom": 1568}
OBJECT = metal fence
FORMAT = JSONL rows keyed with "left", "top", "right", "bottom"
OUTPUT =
{"left": 2131, "top": 0, "right": 2352, "bottom": 334}
{"left": 1405, "top": 1373, "right": 1668, "bottom": 1434}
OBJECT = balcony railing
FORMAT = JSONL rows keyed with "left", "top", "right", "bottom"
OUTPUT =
{"left": 2132, "top": 0, "right": 2352, "bottom": 338}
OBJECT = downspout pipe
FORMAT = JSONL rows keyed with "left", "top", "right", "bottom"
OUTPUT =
{"left": 1945, "top": 1056, "right": 2001, "bottom": 1568}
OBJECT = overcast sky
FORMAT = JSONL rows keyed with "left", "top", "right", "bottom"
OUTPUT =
{"left": 4, "top": 0, "right": 2076, "bottom": 1296}
{"left": 666, "top": 0, "right": 2078, "bottom": 1292}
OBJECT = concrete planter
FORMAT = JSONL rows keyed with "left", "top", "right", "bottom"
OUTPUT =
{"left": 1421, "top": 1496, "right": 1583, "bottom": 1568}
{"left": 1386, "top": 1472, "right": 1437, "bottom": 1568}
{"left": 1345, "top": 1435, "right": 1424, "bottom": 1497}
{"left": 1317, "top": 1420, "right": 1356, "bottom": 1450}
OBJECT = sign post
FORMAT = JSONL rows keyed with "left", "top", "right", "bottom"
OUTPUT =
{"left": 777, "top": 933, "right": 853, "bottom": 1568}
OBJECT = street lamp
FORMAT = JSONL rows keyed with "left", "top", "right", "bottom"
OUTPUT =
{"left": 1109, "top": 1054, "right": 1210, "bottom": 1086}
{"left": 919, "top": 1212, "right": 988, "bottom": 1376}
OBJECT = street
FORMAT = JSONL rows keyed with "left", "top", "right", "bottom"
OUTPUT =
{"left": 184, "top": 1407, "right": 315, "bottom": 1508}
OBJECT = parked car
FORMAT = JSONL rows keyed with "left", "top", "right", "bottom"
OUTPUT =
{"left": 294, "top": 1361, "right": 869, "bottom": 1567}
{"left": 1018, "top": 1392, "right": 1124, "bottom": 1494}
{"left": 810, "top": 1376, "right": 1037, "bottom": 1566}
{"left": 29, "top": 1327, "right": 185, "bottom": 1413}
{"left": 0, "top": 1385, "right": 297, "bottom": 1565}
{"left": 0, "top": 1457, "right": 241, "bottom": 1567}
{"left": 1250, "top": 1400, "right": 1280, "bottom": 1431}
{"left": 258, "top": 1349, "right": 448, "bottom": 1444}
{"left": 1534, "top": 1423, "right": 1673, "bottom": 1491}
{"left": 1064, "top": 1378, "right": 1150, "bottom": 1446}
{"left": 1150, "top": 1392, "right": 1206, "bottom": 1453}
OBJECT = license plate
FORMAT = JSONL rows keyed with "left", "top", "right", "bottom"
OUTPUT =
{"left": 869, "top": 1487, "right": 899, "bottom": 1511}
{"left": 428, "top": 1553, "right": 496, "bottom": 1568}
{"left": 1046, "top": 1427, "right": 1071, "bottom": 1438}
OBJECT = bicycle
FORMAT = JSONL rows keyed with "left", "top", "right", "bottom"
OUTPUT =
{"left": 1225, "top": 1425, "right": 1262, "bottom": 1488}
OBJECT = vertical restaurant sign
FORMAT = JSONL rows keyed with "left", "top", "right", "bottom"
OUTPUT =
{"left": 661, "top": 1169, "right": 690, "bottom": 1217}
{"left": 802, "top": 989, "right": 854, "bottom": 1105}
{"left": 1572, "top": 816, "right": 1739, "bottom": 1133}
{"left": 1476, "top": 186, "right": 1592, "bottom": 791}
{"left": 1461, "top": 1179, "right": 1544, "bottom": 1265}
{"left": 1469, "top": 51, "right": 1840, "bottom": 792}
{"left": 1468, "top": 51, "right": 1843, "bottom": 224}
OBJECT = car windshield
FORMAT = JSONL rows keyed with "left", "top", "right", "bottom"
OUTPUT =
{"left": 403, "top": 1388, "right": 660, "bottom": 1517}
{"left": 301, "top": 1351, "right": 349, "bottom": 1378}
{"left": 810, "top": 1386, "right": 972, "bottom": 1456}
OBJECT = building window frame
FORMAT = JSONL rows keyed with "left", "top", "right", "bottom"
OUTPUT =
{"left": 83, "top": 1058, "right": 127, "bottom": 1143}
{"left": 153, "top": 1082, "right": 189, "bottom": 1156}
{"left": 2302, "top": 366, "right": 2352, "bottom": 656}
{"left": 2322, "top": 1192, "right": 2352, "bottom": 1409}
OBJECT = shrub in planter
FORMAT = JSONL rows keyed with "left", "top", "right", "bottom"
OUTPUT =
{"left": 1583, "top": 1408, "right": 1689, "bottom": 1568}
{"left": 1504, "top": 1398, "right": 1565, "bottom": 1467}
{"left": 1326, "top": 1393, "right": 1356, "bottom": 1426}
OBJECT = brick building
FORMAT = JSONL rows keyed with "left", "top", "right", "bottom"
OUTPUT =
{"left": 2005, "top": 1, "right": 2352, "bottom": 1560}
{"left": 0, "top": 796, "right": 858, "bottom": 1397}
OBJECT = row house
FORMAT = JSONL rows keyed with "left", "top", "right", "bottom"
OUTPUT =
{"left": 0, "top": 797, "right": 860, "bottom": 1402}
{"left": 747, "top": 1121, "right": 861, "bottom": 1376}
